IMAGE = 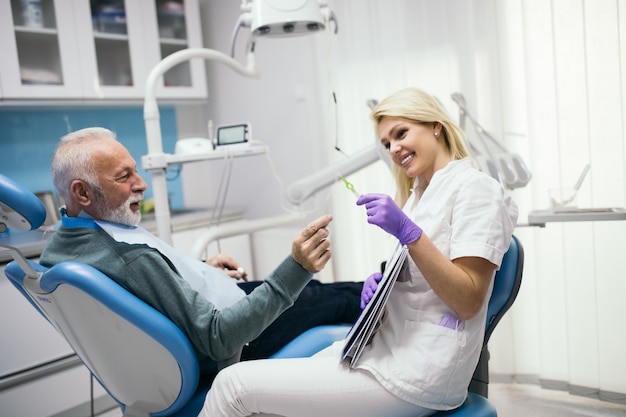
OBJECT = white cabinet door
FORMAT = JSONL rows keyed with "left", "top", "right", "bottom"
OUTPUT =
{"left": 0, "top": 0, "right": 206, "bottom": 101}
{"left": 142, "top": 0, "right": 207, "bottom": 99}
{"left": 0, "top": 0, "right": 84, "bottom": 99}
{"left": 73, "top": 0, "right": 149, "bottom": 99}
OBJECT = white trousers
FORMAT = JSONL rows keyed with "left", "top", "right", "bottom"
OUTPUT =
{"left": 199, "top": 345, "right": 435, "bottom": 417}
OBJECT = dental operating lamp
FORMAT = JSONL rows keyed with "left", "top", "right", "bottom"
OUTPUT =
{"left": 246, "top": 0, "right": 337, "bottom": 37}
{"left": 143, "top": 0, "right": 337, "bottom": 244}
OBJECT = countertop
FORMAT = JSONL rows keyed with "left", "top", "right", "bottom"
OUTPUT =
{"left": 0, "top": 207, "right": 246, "bottom": 264}
{"left": 528, "top": 207, "right": 626, "bottom": 227}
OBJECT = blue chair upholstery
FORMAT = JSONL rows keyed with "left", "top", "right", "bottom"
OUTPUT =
{"left": 0, "top": 173, "right": 46, "bottom": 233}
{"left": 6, "top": 260, "right": 203, "bottom": 417}
{"left": 271, "top": 324, "right": 353, "bottom": 358}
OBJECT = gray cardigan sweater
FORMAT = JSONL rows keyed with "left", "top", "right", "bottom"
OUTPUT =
{"left": 40, "top": 220, "right": 312, "bottom": 374}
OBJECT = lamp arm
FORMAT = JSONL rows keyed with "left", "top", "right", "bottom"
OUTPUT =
{"left": 286, "top": 144, "right": 382, "bottom": 205}
{"left": 142, "top": 47, "right": 260, "bottom": 244}
{"left": 144, "top": 47, "right": 259, "bottom": 155}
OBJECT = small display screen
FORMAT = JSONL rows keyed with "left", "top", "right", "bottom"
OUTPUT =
{"left": 217, "top": 124, "right": 248, "bottom": 145}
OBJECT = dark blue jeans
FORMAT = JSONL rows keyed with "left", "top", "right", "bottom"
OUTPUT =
{"left": 237, "top": 279, "right": 362, "bottom": 360}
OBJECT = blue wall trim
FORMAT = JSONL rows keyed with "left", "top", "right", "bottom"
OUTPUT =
{"left": 0, "top": 106, "right": 184, "bottom": 209}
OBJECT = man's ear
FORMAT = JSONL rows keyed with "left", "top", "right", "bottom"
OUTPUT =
{"left": 70, "top": 180, "right": 92, "bottom": 208}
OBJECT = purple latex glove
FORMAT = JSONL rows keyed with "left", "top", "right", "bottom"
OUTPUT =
{"left": 361, "top": 272, "right": 383, "bottom": 309}
{"left": 357, "top": 193, "right": 423, "bottom": 246}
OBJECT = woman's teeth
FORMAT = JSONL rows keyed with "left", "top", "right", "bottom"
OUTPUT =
{"left": 401, "top": 154, "right": 414, "bottom": 165}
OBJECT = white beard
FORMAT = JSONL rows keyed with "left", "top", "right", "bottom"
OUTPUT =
{"left": 93, "top": 189, "right": 143, "bottom": 226}
{"left": 101, "top": 201, "right": 142, "bottom": 226}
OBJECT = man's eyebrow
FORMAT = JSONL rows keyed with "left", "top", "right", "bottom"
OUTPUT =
{"left": 112, "top": 165, "right": 135, "bottom": 178}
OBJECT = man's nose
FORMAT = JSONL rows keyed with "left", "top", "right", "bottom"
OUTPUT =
{"left": 133, "top": 174, "right": 148, "bottom": 192}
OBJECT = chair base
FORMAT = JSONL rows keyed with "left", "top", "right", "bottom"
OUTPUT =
{"left": 432, "top": 392, "right": 497, "bottom": 416}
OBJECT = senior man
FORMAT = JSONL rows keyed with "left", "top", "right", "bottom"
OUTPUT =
{"left": 40, "top": 127, "right": 361, "bottom": 377}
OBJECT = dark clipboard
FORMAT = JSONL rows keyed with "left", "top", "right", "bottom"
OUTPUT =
{"left": 341, "top": 243, "right": 408, "bottom": 367}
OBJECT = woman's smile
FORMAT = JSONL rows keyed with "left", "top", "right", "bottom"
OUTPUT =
{"left": 400, "top": 152, "right": 415, "bottom": 167}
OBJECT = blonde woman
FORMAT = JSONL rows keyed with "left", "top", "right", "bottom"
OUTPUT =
{"left": 200, "top": 87, "right": 518, "bottom": 417}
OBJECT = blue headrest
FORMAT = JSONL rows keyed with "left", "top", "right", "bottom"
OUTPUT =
{"left": 0, "top": 173, "right": 47, "bottom": 231}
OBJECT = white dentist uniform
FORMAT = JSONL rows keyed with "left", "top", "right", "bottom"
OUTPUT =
{"left": 354, "top": 160, "right": 518, "bottom": 409}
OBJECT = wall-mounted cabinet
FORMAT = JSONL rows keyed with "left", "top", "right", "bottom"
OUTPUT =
{"left": 0, "top": 0, "right": 206, "bottom": 101}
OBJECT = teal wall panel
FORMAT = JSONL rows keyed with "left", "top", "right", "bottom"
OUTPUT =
{"left": 0, "top": 106, "right": 184, "bottom": 209}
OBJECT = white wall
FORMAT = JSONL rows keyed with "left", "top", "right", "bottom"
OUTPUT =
{"left": 178, "top": 0, "right": 331, "bottom": 220}
{"left": 176, "top": 0, "right": 340, "bottom": 281}
{"left": 181, "top": 0, "right": 626, "bottom": 399}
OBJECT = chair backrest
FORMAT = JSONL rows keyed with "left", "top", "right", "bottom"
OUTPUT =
{"left": 1, "top": 173, "right": 201, "bottom": 417}
{"left": 0, "top": 173, "right": 46, "bottom": 233}
{"left": 5, "top": 260, "right": 200, "bottom": 417}
{"left": 469, "top": 234, "right": 524, "bottom": 398}
{"left": 484, "top": 235, "right": 523, "bottom": 346}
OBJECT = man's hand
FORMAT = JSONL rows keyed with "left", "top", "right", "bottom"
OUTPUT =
{"left": 205, "top": 254, "right": 249, "bottom": 281}
{"left": 292, "top": 215, "right": 333, "bottom": 273}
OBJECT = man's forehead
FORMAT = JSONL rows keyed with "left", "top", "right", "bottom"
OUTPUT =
{"left": 93, "top": 142, "right": 136, "bottom": 172}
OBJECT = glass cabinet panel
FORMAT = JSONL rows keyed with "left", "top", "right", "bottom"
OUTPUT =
{"left": 10, "top": 0, "right": 63, "bottom": 86}
{"left": 0, "top": 0, "right": 205, "bottom": 101}
{"left": 156, "top": 0, "right": 191, "bottom": 87}
{"left": 0, "top": 0, "right": 82, "bottom": 98}
{"left": 89, "top": 0, "right": 134, "bottom": 87}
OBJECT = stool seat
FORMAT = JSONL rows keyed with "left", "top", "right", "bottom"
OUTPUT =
{"left": 435, "top": 392, "right": 497, "bottom": 416}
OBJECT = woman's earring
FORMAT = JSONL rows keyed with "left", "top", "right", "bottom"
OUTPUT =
{"left": 434, "top": 131, "right": 439, "bottom": 137}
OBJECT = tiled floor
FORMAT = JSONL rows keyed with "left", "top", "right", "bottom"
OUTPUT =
{"left": 490, "top": 383, "right": 626, "bottom": 417}
{"left": 98, "top": 382, "right": 626, "bottom": 416}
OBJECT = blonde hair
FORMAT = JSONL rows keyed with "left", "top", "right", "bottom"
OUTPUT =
{"left": 371, "top": 87, "right": 469, "bottom": 206}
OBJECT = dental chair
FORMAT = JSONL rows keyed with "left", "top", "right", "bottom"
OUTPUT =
{"left": 1, "top": 173, "right": 205, "bottom": 416}
{"left": 1, "top": 172, "right": 522, "bottom": 417}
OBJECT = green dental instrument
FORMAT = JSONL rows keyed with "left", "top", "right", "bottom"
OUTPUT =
{"left": 341, "top": 176, "right": 360, "bottom": 199}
